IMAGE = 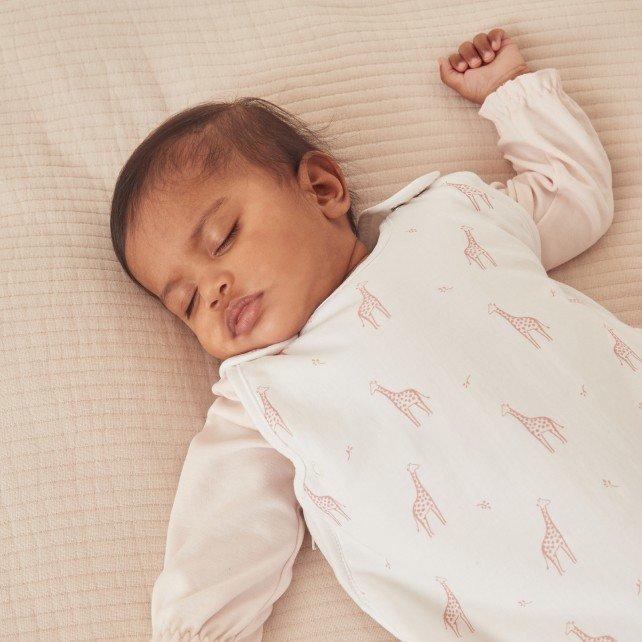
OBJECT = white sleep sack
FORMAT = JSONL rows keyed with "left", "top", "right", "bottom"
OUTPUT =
{"left": 217, "top": 170, "right": 642, "bottom": 642}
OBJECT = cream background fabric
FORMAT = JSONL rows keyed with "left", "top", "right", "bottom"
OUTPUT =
{"left": 1, "top": 2, "right": 640, "bottom": 640}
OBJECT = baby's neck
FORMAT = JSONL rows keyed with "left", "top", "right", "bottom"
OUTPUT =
{"left": 344, "top": 238, "right": 369, "bottom": 279}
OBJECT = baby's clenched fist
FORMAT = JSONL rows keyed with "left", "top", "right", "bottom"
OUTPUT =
{"left": 437, "top": 28, "right": 531, "bottom": 105}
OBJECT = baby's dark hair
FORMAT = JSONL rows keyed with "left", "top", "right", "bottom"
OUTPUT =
{"left": 110, "top": 97, "right": 361, "bottom": 299}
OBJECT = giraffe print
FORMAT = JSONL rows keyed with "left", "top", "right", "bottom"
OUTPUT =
{"left": 259, "top": 381, "right": 351, "bottom": 533}
{"left": 538, "top": 498, "right": 577, "bottom": 575}
{"left": 436, "top": 576, "right": 475, "bottom": 637}
{"left": 446, "top": 181, "right": 494, "bottom": 211}
{"left": 356, "top": 281, "right": 391, "bottom": 329}
{"left": 369, "top": 379, "right": 432, "bottom": 428}
{"left": 488, "top": 302, "right": 553, "bottom": 348}
{"left": 565, "top": 621, "right": 617, "bottom": 641}
{"left": 604, "top": 323, "right": 640, "bottom": 372}
{"left": 256, "top": 385, "right": 293, "bottom": 436}
{"left": 501, "top": 403, "right": 567, "bottom": 453}
{"left": 407, "top": 463, "right": 446, "bottom": 538}
{"left": 461, "top": 225, "right": 497, "bottom": 269}
{"left": 303, "top": 469, "right": 350, "bottom": 526}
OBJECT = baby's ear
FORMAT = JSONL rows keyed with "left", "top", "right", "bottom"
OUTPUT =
{"left": 294, "top": 151, "right": 314, "bottom": 191}
{"left": 298, "top": 151, "right": 322, "bottom": 181}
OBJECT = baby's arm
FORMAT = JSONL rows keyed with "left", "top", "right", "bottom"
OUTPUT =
{"left": 150, "top": 375, "right": 306, "bottom": 641}
{"left": 477, "top": 68, "right": 614, "bottom": 271}
{"left": 439, "top": 30, "right": 614, "bottom": 271}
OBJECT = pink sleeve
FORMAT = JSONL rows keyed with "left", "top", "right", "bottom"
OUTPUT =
{"left": 150, "top": 374, "right": 306, "bottom": 641}
{"left": 478, "top": 67, "right": 615, "bottom": 271}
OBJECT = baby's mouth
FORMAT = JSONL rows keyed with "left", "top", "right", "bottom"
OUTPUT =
{"left": 226, "top": 291, "right": 263, "bottom": 336}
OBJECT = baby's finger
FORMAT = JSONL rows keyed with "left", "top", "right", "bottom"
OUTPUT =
{"left": 458, "top": 41, "right": 482, "bottom": 67}
{"left": 448, "top": 53, "right": 467, "bottom": 72}
{"left": 487, "top": 28, "right": 505, "bottom": 51}
{"left": 472, "top": 33, "right": 494, "bottom": 63}
{"left": 437, "top": 57, "right": 465, "bottom": 92}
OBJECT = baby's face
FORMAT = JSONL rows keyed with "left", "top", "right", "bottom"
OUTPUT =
{"left": 125, "top": 152, "right": 368, "bottom": 361}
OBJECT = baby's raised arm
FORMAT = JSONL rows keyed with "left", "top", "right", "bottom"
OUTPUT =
{"left": 439, "top": 29, "right": 614, "bottom": 271}
{"left": 150, "top": 375, "right": 306, "bottom": 641}
{"left": 478, "top": 67, "right": 614, "bottom": 270}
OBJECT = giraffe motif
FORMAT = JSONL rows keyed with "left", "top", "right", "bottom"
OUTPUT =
{"left": 407, "top": 463, "right": 446, "bottom": 537}
{"left": 604, "top": 323, "right": 640, "bottom": 372}
{"left": 256, "top": 385, "right": 293, "bottom": 436}
{"left": 488, "top": 302, "right": 553, "bottom": 348}
{"left": 446, "top": 181, "right": 494, "bottom": 211}
{"left": 370, "top": 379, "right": 432, "bottom": 427}
{"left": 537, "top": 498, "right": 577, "bottom": 575}
{"left": 435, "top": 576, "right": 475, "bottom": 637}
{"left": 565, "top": 621, "right": 617, "bottom": 642}
{"left": 303, "top": 470, "right": 350, "bottom": 527}
{"left": 501, "top": 403, "right": 567, "bottom": 453}
{"left": 460, "top": 225, "right": 497, "bottom": 269}
{"left": 356, "top": 281, "right": 391, "bottom": 329}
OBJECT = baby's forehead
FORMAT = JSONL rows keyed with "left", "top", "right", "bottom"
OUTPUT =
{"left": 136, "top": 155, "right": 294, "bottom": 236}
{"left": 137, "top": 169, "right": 225, "bottom": 220}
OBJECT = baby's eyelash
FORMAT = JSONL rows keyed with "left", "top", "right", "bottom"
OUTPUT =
{"left": 215, "top": 221, "right": 239, "bottom": 256}
{"left": 185, "top": 221, "right": 240, "bottom": 319}
{"left": 185, "top": 290, "right": 196, "bottom": 319}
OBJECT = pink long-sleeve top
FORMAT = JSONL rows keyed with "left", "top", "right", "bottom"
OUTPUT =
{"left": 150, "top": 67, "right": 615, "bottom": 641}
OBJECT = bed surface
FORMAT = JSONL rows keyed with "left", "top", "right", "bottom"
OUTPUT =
{"left": 1, "top": 1, "right": 640, "bottom": 639}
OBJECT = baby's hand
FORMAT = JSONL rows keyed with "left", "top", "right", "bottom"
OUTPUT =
{"left": 437, "top": 28, "right": 531, "bottom": 105}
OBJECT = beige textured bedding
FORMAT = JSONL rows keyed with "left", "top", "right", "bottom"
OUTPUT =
{"left": 1, "top": 1, "right": 640, "bottom": 640}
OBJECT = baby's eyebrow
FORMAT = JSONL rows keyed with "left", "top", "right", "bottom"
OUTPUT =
{"left": 159, "top": 195, "right": 228, "bottom": 305}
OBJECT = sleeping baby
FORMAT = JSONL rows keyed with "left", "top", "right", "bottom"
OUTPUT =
{"left": 110, "top": 28, "right": 642, "bottom": 642}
